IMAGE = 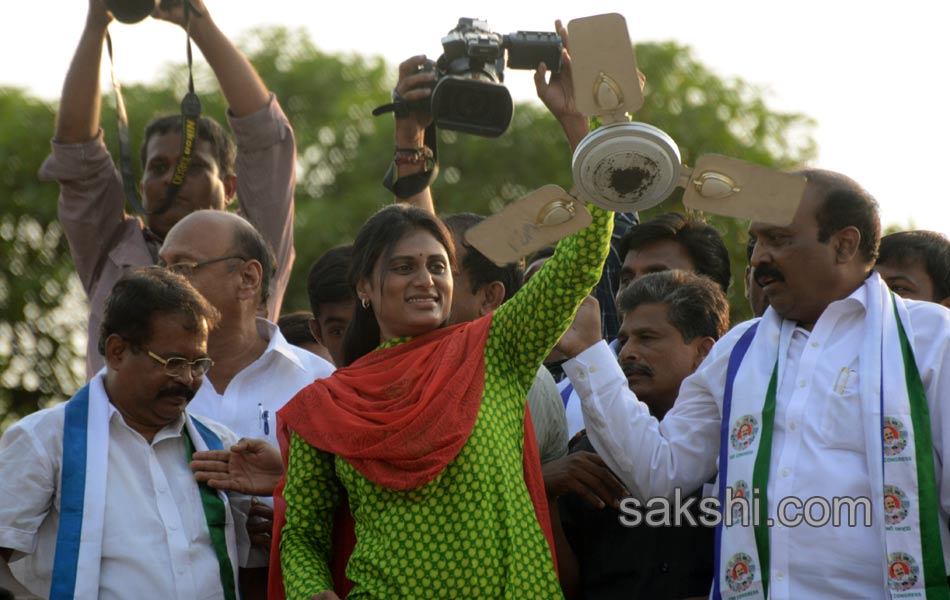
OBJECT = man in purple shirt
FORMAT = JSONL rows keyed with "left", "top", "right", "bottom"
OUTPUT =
{"left": 43, "top": 0, "right": 297, "bottom": 378}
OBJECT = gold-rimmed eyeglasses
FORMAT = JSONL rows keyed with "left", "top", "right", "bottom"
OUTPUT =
{"left": 145, "top": 349, "right": 214, "bottom": 378}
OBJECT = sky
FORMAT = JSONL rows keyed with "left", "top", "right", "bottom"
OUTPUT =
{"left": 4, "top": 1, "right": 949, "bottom": 234}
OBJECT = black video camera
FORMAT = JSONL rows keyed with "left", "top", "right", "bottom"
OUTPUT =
{"left": 377, "top": 18, "right": 563, "bottom": 138}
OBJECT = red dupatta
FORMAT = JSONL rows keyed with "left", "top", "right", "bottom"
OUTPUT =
{"left": 268, "top": 315, "right": 557, "bottom": 598}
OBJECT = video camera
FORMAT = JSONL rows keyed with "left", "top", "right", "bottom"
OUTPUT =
{"left": 376, "top": 18, "right": 563, "bottom": 138}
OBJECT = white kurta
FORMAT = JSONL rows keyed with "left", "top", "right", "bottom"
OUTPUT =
{"left": 0, "top": 373, "right": 252, "bottom": 599}
{"left": 569, "top": 276, "right": 950, "bottom": 599}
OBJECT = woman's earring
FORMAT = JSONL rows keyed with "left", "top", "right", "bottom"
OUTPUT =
{"left": 361, "top": 297, "right": 370, "bottom": 309}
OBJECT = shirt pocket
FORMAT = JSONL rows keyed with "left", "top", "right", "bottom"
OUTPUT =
{"left": 818, "top": 367, "right": 865, "bottom": 453}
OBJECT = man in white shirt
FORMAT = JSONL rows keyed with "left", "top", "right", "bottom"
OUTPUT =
{"left": 158, "top": 210, "right": 334, "bottom": 589}
{"left": 553, "top": 270, "right": 729, "bottom": 599}
{"left": 0, "top": 268, "right": 254, "bottom": 599}
{"left": 560, "top": 169, "right": 950, "bottom": 598}
{"left": 159, "top": 210, "right": 334, "bottom": 449}
{"left": 558, "top": 212, "right": 733, "bottom": 438}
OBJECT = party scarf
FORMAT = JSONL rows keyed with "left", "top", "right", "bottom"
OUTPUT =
{"left": 712, "top": 278, "right": 947, "bottom": 599}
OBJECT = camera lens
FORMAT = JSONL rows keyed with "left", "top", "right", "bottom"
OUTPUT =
{"left": 431, "top": 77, "right": 513, "bottom": 138}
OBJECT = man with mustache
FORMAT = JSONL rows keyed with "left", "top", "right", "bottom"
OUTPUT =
{"left": 566, "top": 170, "right": 950, "bottom": 598}
{"left": 744, "top": 237, "right": 770, "bottom": 318}
{"left": 158, "top": 211, "right": 334, "bottom": 594}
{"left": 559, "top": 212, "right": 731, "bottom": 438}
{"left": 0, "top": 268, "right": 257, "bottom": 599}
{"left": 553, "top": 270, "right": 729, "bottom": 599}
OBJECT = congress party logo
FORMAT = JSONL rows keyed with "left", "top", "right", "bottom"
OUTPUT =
{"left": 731, "top": 415, "right": 759, "bottom": 452}
{"left": 726, "top": 552, "right": 756, "bottom": 593}
{"left": 883, "top": 417, "right": 908, "bottom": 457}
{"left": 883, "top": 485, "right": 910, "bottom": 526}
{"left": 887, "top": 552, "right": 919, "bottom": 591}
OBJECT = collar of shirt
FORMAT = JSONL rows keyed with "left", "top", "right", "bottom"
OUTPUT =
{"left": 254, "top": 317, "right": 310, "bottom": 372}
{"left": 788, "top": 278, "right": 869, "bottom": 339}
{"left": 94, "top": 373, "right": 188, "bottom": 445}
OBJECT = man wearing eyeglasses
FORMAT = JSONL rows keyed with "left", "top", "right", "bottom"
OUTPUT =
{"left": 0, "top": 268, "right": 260, "bottom": 599}
{"left": 158, "top": 210, "right": 334, "bottom": 449}
{"left": 158, "top": 210, "right": 333, "bottom": 590}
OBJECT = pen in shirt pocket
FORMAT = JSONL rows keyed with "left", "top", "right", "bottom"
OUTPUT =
{"left": 258, "top": 402, "right": 270, "bottom": 436}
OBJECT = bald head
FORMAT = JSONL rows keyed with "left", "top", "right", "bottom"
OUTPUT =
{"left": 159, "top": 210, "right": 276, "bottom": 308}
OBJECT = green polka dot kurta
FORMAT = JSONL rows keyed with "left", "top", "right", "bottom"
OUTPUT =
{"left": 281, "top": 204, "right": 613, "bottom": 599}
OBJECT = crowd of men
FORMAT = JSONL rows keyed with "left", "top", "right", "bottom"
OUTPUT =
{"left": 3, "top": 2, "right": 950, "bottom": 599}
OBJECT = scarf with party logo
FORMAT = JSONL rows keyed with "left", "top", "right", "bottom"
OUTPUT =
{"left": 50, "top": 377, "right": 239, "bottom": 600}
{"left": 712, "top": 274, "right": 947, "bottom": 600}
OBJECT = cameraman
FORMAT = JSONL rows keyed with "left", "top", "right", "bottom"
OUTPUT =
{"left": 44, "top": 0, "right": 297, "bottom": 378}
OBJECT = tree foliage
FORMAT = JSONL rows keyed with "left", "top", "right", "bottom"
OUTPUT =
{"left": 0, "top": 28, "right": 816, "bottom": 428}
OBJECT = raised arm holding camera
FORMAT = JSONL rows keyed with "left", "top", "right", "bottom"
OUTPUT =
{"left": 387, "top": 20, "right": 638, "bottom": 344}
{"left": 45, "top": 0, "right": 297, "bottom": 378}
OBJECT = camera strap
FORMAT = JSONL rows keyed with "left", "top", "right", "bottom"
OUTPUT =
{"left": 106, "top": 30, "right": 147, "bottom": 216}
{"left": 152, "top": 0, "right": 203, "bottom": 216}
{"left": 381, "top": 122, "right": 439, "bottom": 199}
{"left": 105, "top": 1, "right": 203, "bottom": 218}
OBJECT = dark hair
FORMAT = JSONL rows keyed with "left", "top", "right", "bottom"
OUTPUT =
{"left": 877, "top": 230, "right": 950, "bottom": 301}
{"left": 618, "top": 212, "right": 732, "bottom": 293}
{"left": 797, "top": 169, "right": 880, "bottom": 263}
{"left": 231, "top": 218, "right": 278, "bottom": 306}
{"left": 443, "top": 213, "right": 523, "bottom": 302}
{"left": 618, "top": 270, "right": 729, "bottom": 341}
{"left": 307, "top": 245, "right": 355, "bottom": 317}
{"left": 342, "top": 205, "right": 456, "bottom": 366}
{"left": 141, "top": 115, "right": 236, "bottom": 178}
{"left": 98, "top": 268, "right": 220, "bottom": 355}
{"left": 278, "top": 311, "right": 318, "bottom": 346}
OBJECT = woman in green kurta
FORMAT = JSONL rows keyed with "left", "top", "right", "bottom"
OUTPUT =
{"left": 277, "top": 198, "right": 612, "bottom": 599}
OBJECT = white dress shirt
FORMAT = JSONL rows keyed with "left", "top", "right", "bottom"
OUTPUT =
{"left": 0, "top": 374, "right": 251, "bottom": 599}
{"left": 558, "top": 339, "right": 621, "bottom": 439}
{"left": 188, "top": 318, "right": 335, "bottom": 448}
{"left": 568, "top": 284, "right": 950, "bottom": 599}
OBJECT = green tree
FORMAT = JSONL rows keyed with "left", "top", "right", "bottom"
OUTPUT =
{"left": 0, "top": 29, "right": 815, "bottom": 428}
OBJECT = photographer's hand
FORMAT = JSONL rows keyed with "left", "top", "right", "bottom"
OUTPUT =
{"left": 391, "top": 55, "right": 436, "bottom": 214}
{"left": 88, "top": 0, "right": 113, "bottom": 28}
{"left": 394, "top": 55, "right": 436, "bottom": 148}
{"left": 534, "top": 20, "right": 587, "bottom": 152}
{"left": 152, "top": 0, "right": 270, "bottom": 117}
{"left": 150, "top": 0, "right": 208, "bottom": 29}
{"left": 53, "top": 0, "right": 113, "bottom": 144}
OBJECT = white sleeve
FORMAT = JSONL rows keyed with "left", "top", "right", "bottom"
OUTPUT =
{"left": 566, "top": 334, "right": 732, "bottom": 501}
{"left": 0, "top": 414, "right": 58, "bottom": 558}
{"left": 906, "top": 303, "right": 950, "bottom": 520}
